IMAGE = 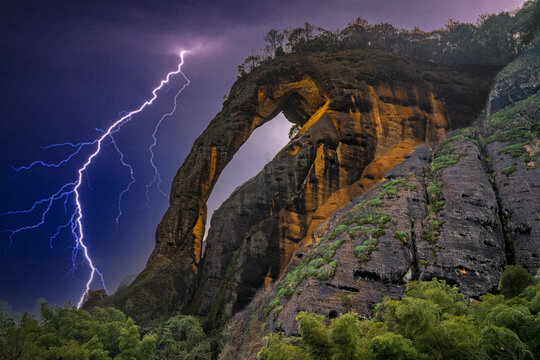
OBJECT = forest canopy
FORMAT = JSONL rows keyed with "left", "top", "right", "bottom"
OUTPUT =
{"left": 0, "top": 304, "right": 211, "bottom": 360}
{"left": 238, "top": 0, "right": 539, "bottom": 75}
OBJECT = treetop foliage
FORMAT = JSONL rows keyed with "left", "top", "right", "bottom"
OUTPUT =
{"left": 0, "top": 303, "right": 211, "bottom": 360}
{"left": 0, "top": 303, "right": 157, "bottom": 360}
{"left": 239, "top": 0, "right": 539, "bottom": 75}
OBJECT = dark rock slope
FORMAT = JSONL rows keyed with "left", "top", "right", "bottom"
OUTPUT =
{"left": 220, "top": 42, "right": 539, "bottom": 359}
{"left": 111, "top": 49, "right": 497, "bottom": 323}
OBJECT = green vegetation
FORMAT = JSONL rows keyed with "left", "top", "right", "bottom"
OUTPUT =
{"left": 394, "top": 231, "right": 410, "bottom": 245}
{"left": 501, "top": 142, "right": 531, "bottom": 158}
{"left": 336, "top": 294, "right": 355, "bottom": 311}
{"left": 430, "top": 136, "right": 468, "bottom": 176}
{"left": 432, "top": 220, "right": 444, "bottom": 232}
{"left": 114, "top": 264, "right": 179, "bottom": 325}
{"left": 377, "top": 178, "right": 416, "bottom": 197}
{"left": 264, "top": 236, "right": 344, "bottom": 317}
{"left": 331, "top": 178, "right": 416, "bottom": 263}
{"left": 152, "top": 315, "right": 211, "bottom": 360}
{"left": 0, "top": 303, "right": 212, "bottom": 360}
{"left": 498, "top": 265, "right": 534, "bottom": 298}
{"left": 345, "top": 208, "right": 390, "bottom": 263}
{"left": 426, "top": 180, "right": 444, "bottom": 214}
{"left": 427, "top": 133, "right": 470, "bottom": 215}
{"left": 259, "top": 266, "right": 540, "bottom": 360}
{"left": 502, "top": 163, "right": 517, "bottom": 176}
{"left": 482, "top": 95, "right": 540, "bottom": 171}
{"left": 430, "top": 154, "right": 462, "bottom": 175}
{"left": 0, "top": 304, "right": 157, "bottom": 360}
{"left": 422, "top": 134, "right": 472, "bottom": 263}
{"left": 239, "top": 1, "right": 537, "bottom": 75}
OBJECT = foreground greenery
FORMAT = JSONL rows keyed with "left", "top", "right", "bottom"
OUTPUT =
{"left": 1, "top": 266, "right": 538, "bottom": 359}
{"left": 0, "top": 305, "right": 156, "bottom": 360}
{"left": 0, "top": 304, "right": 211, "bottom": 360}
{"left": 259, "top": 265, "right": 540, "bottom": 360}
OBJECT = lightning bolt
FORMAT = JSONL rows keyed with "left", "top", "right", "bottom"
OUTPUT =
{"left": 145, "top": 68, "right": 191, "bottom": 208}
{"left": 1, "top": 51, "right": 190, "bottom": 308}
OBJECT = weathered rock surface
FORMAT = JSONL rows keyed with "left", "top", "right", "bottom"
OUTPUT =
{"left": 481, "top": 39, "right": 540, "bottom": 274}
{"left": 112, "top": 49, "right": 497, "bottom": 323}
{"left": 416, "top": 132, "right": 506, "bottom": 296}
{"left": 219, "top": 47, "right": 539, "bottom": 359}
{"left": 482, "top": 95, "right": 540, "bottom": 273}
{"left": 264, "top": 132, "right": 509, "bottom": 335}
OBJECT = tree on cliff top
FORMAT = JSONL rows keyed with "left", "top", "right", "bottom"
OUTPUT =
{"left": 239, "top": 0, "right": 538, "bottom": 76}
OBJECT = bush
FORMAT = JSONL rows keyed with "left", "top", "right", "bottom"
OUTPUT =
{"left": 499, "top": 265, "right": 533, "bottom": 298}
{"left": 151, "top": 315, "right": 211, "bottom": 360}
{"left": 478, "top": 326, "right": 534, "bottom": 360}
{"left": 370, "top": 333, "right": 420, "bottom": 360}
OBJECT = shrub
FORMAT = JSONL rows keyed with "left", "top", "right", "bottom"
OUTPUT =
{"left": 499, "top": 265, "right": 533, "bottom": 298}
{"left": 152, "top": 315, "right": 211, "bottom": 360}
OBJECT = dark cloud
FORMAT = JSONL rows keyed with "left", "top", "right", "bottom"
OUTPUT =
{"left": 0, "top": 0, "right": 524, "bottom": 312}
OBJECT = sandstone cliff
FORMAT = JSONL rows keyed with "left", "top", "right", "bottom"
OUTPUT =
{"left": 112, "top": 49, "right": 498, "bottom": 325}
{"left": 219, "top": 42, "right": 539, "bottom": 359}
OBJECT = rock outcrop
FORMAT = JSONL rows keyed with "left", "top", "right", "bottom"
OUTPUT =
{"left": 112, "top": 49, "right": 497, "bottom": 323}
{"left": 219, "top": 42, "right": 539, "bottom": 360}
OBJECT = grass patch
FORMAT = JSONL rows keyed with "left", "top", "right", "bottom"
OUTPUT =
{"left": 502, "top": 163, "right": 517, "bottom": 176}
{"left": 482, "top": 95, "right": 540, "bottom": 167}
{"left": 273, "top": 305, "right": 284, "bottom": 320}
{"left": 418, "top": 259, "right": 430, "bottom": 268}
{"left": 394, "top": 231, "right": 410, "bottom": 245}
{"left": 341, "top": 204, "right": 392, "bottom": 263}
{"left": 264, "top": 237, "right": 344, "bottom": 318}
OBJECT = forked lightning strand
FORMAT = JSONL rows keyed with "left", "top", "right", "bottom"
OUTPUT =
{"left": 1, "top": 51, "right": 190, "bottom": 308}
{"left": 146, "top": 69, "right": 191, "bottom": 207}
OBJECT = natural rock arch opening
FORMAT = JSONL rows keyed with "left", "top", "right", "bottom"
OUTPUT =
{"left": 159, "top": 75, "right": 330, "bottom": 270}
{"left": 202, "top": 113, "right": 293, "bottom": 257}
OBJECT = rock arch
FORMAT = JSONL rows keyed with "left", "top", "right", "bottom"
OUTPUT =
{"left": 115, "top": 50, "right": 496, "bottom": 322}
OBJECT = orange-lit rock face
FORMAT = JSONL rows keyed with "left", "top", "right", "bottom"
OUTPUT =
{"left": 116, "top": 50, "right": 497, "bottom": 322}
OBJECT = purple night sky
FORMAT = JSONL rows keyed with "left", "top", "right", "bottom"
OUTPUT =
{"left": 0, "top": 0, "right": 525, "bottom": 313}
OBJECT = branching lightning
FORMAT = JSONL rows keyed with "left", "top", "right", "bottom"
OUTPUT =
{"left": 145, "top": 68, "right": 191, "bottom": 208}
{"left": 1, "top": 51, "right": 190, "bottom": 308}
{"left": 111, "top": 133, "right": 136, "bottom": 229}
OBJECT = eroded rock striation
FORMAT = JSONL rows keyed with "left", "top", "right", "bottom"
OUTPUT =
{"left": 113, "top": 49, "right": 498, "bottom": 323}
